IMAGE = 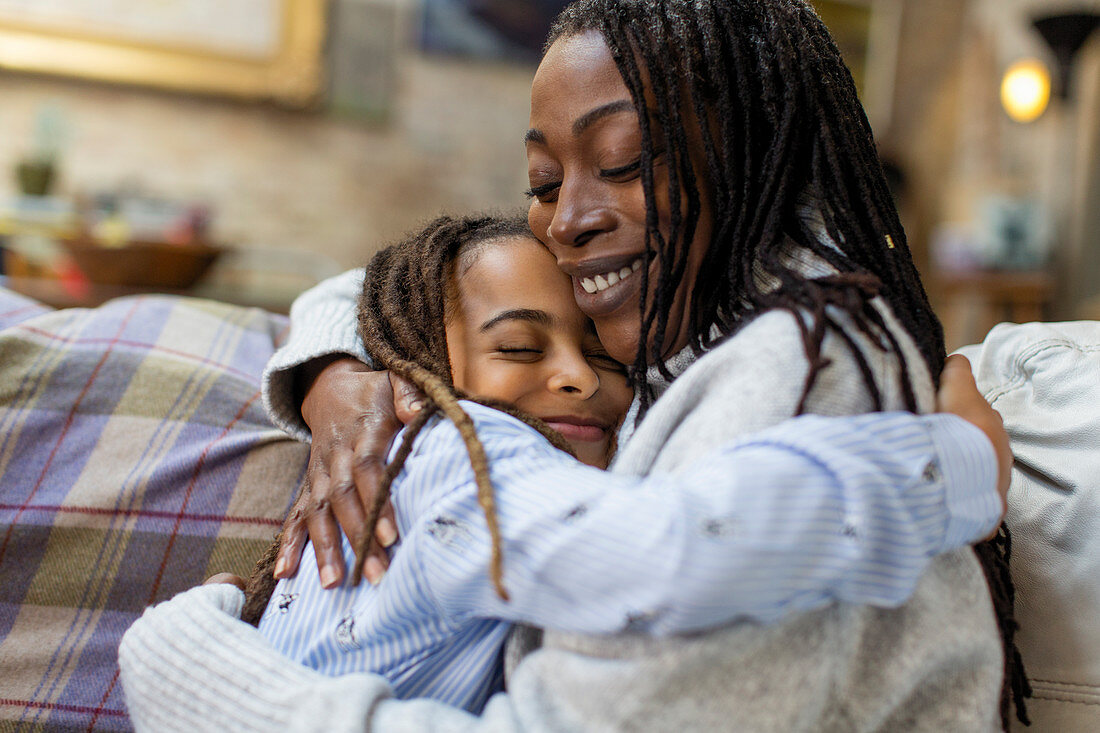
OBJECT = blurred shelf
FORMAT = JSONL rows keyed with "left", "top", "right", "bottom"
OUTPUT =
{"left": 936, "top": 269, "right": 1055, "bottom": 350}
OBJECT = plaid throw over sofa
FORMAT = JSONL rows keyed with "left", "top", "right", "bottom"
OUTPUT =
{"left": 0, "top": 285, "right": 308, "bottom": 731}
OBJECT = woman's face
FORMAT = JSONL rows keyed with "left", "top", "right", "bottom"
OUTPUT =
{"left": 525, "top": 30, "right": 713, "bottom": 364}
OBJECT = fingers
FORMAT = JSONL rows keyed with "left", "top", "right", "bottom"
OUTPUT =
{"left": 391, "top": 373, "right": 427, "bottom": 426}
{"left": 307, "top": 484, "right": 347, "bottom": 589}
{"left": 937, "top": 353, "right": 1013, "bottom": 518}
{"left": 326, "top": 447, "right": 370, "bottom": 569}
{"left": 350, "top": 448, "right": 395, "bottom": 585}
{"left": 937, "top": 354, "right": 979, "bottom": 409}
{"left": 203, "top": 573, "right": 246, "bottom": 590}
{"left": 274, "top": 492, "right": 310, "bottom": 580}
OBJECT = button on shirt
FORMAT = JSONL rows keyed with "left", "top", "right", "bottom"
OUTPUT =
{"left": 259, "top": 402, "right": 1000, "bottom": 714}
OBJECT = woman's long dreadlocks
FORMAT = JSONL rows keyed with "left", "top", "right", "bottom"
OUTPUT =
{"left": 241, "top": 214, "right": 573, "bottom": 623}
{"left": 548, "top": 0, "right": 1027, "bottom": 726}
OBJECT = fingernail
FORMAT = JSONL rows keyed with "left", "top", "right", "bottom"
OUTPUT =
{"left": 274, "top": 557, "right": 287, "bottom": 579}
{"left": 365, "top": 557, "right": 386, "bottom": 586}
{"left": 320, "top": 565, "right": 339, "bottom": 588}
{"left": 409, "top": 399, "right": 425, "bottom": 413}
{"left": 376, "top": 518, "right": 398, "bottom": 548}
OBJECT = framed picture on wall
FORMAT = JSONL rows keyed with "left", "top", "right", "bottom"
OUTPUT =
{"left": 0, "top": 0, "right": 327, "bottom": 107}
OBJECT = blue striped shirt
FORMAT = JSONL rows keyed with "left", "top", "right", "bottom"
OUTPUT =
{"left": 258, "top": 402, "right": 999, "bottom": 714}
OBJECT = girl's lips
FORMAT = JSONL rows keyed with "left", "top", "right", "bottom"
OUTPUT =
{"left": 543, "top": 418, "right": 609, "bottom": 443}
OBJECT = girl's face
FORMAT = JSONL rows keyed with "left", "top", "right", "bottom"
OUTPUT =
{"left": 525, "top": 30, "right": 714, "bottom": 364}
{"left": 445, "top": 235, "right": 633, "bottom": 468}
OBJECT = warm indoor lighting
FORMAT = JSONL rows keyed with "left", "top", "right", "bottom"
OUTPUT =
{"left": 1001, "top": 58, "right": 1052, "bottom": 123}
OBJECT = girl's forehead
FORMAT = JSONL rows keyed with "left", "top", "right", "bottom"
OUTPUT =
{"left": 454, "top": 237, "right": 581, "bottom": 320}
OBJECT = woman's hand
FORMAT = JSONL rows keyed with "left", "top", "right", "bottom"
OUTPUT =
{"left": 275, "top": 357, "right": 424, "bottom": 588}
{"left": 936, "top": 354, "right": 1013, "bottom": 517}
{"left": 204, "top": 573, "right": 246, "bottom": 590}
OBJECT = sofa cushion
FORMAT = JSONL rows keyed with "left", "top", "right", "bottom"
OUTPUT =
{"left": 0, "top": 286, "right": 308, "bottom": 731}
{"left": 958, "top": 321, "right": 1100, "bottom": 730}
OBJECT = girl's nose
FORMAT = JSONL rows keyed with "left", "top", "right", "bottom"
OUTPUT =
{"left": 547, "top": 355, "right": 600, "bottom": 400}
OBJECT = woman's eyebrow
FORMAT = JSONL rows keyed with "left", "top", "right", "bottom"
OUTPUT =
{"left": 523, "top": 99, "right": 636, "bottom": 145}
{"left": 572, "top": 99, "right": 634, "bottom": 136}
{"left": 480, "top": 308, "right": 553, "bottom": 332}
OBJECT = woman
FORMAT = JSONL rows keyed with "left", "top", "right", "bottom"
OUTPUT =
{"left": 120, "top": 1, "right": 1016, "bottom": 730}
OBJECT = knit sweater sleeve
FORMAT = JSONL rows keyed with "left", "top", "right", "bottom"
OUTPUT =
{"left": 262, "top": 268, "right": 371, "bottom": 441}
{"left": 119, "top": 583, "right": 514, "bottom": 733}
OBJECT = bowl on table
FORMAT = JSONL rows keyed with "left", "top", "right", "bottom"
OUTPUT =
{"left": 60, "top": 238, "right": 224, "bottom": 289}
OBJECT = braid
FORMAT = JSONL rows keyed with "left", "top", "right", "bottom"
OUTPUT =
{"left": 549, "top": 1, "right": 1026, "bottom": 726}
{"left": 243, "top": 214, "right": 573, "bottom": 614}
{"left": 352, "top": 213, "right": 574, "bottom": 600}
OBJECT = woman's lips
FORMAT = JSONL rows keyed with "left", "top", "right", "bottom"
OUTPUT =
{"left": 568, "top": 256, "right": 647, "bottom": 317}
{"left": 542, "top": 417, "right": 609, "bottom": 443}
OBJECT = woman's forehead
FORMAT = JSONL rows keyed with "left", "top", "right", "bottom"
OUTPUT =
{"left": 531, "top": 31, "right": 629, "bottom": 118}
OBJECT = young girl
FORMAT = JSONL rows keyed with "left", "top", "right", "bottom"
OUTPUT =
{"left": 248, "top": 214, "right": 633, "bottom": 713}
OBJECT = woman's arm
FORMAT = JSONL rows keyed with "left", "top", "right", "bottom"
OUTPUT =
{"left": 407, "top": 404, "right": 1001, "bottom": 634}
{"left": 262, "top": 268, "right": 369, "bottom": 441}
{"left": 118, "top": 405, "right": 1003, "bottom": 732}
{"left": 261, "top": 269, "right": 420, "bottom": 585}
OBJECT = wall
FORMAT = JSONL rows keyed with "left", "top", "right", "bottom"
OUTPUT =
{"left": 0, "top": 53, "right": 534, "bottom": 270}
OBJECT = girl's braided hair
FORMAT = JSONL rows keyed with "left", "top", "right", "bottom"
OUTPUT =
{"left": 350, "top": 213, "right": 574, "bottom": 599}
{"left": 241, "top": 213, "right": 573, "bottom": 623}
{"left": 547, "top": 0, "right": 1027, "bottom": 726}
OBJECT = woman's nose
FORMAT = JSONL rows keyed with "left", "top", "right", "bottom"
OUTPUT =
{"left": 547, "top": 356, "right": 600, "bottom": 400}
{"left": 544, "top": 179, "right": 613, "bottom": 249}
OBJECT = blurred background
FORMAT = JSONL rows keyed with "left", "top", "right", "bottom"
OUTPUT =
{"left": 0, "top": 0, "right": 1097, "bottom": 350}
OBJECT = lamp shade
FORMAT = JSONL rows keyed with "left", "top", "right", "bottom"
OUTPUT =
{"left": 1032, "top": 13, "right": 1100, "bottom": 98}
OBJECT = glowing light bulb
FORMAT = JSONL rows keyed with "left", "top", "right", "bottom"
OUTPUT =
{"left": 1001, "top": 59, "right": 1052, "bottom": 123}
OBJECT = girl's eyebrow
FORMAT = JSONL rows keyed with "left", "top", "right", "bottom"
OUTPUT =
{"left": 480, "top": 308, "right": 553, "bottom": 332}
{"left": 524, "top": 99, "right": 635, "bottom": 145}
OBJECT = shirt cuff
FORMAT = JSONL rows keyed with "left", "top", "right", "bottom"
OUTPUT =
{"left": 924, "top": 414, "right": 1003, "bottom": 551}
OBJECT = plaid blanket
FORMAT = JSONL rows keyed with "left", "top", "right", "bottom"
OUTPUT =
{"left": 0, "top": 285, "right": 309, "bottom": 731}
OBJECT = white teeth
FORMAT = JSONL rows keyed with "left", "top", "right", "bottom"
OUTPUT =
{"left": 579, "top": 259, "right": 644, "bottom": 295}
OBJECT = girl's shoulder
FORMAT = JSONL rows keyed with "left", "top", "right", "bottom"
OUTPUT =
{"left": 402, "top": 401, "right": 564, "bottom": 465}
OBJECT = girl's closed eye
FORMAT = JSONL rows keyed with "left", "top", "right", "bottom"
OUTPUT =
{"left": 495, "top": 345, "right": 543, "bottom": 362}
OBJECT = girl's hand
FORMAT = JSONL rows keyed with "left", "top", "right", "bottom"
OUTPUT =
{"left": 275, "top": 357, "right": 423, "bottom": 588}
{"left": 936, "top": 354, "right": 1013, "bottom": 521}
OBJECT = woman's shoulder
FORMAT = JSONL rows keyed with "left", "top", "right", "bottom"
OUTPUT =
{"left": 668, "top": 298, "right": 930, "bottom": 415}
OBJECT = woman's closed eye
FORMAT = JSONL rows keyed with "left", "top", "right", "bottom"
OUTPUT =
{"left": 599, "top": 158, "right": 641, "bottom": 182}
{"left": 586, "top": 351, "right": 628, "bottom": 374}
{"left": 524, "top": 181, "right": 561, "bottom": 202}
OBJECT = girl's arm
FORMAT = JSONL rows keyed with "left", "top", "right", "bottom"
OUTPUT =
{"left": 407, "top": 404, "right": 1000, "bottom": 635}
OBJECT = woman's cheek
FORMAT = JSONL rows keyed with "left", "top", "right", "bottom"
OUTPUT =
{"left": 592, "top": 311, "right": 642, "bottom": 365}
